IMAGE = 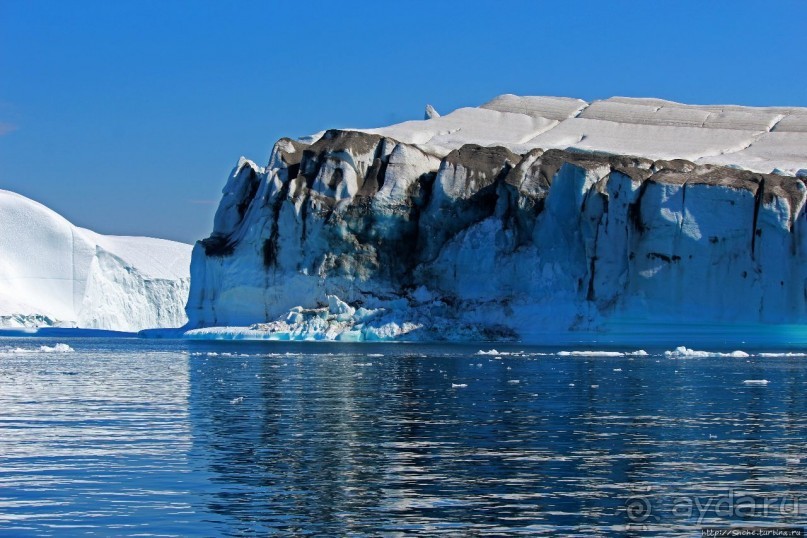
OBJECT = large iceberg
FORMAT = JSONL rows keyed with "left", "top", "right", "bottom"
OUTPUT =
{"left": 0, "top": 190, "right": 191, "bottom": 332}
{"left": 185, "top": 95, "right": 807, "bottom": 342}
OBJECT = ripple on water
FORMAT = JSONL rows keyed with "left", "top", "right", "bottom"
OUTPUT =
{"left": 0, "top": 339, "right": 806, "bottom": 535}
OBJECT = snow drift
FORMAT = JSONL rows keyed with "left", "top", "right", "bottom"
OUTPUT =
{"left": 185, "top": 95, "right": 807, "bottom": 341}
{"left": 0, "top": 190, "right": 191, "bottom": 331}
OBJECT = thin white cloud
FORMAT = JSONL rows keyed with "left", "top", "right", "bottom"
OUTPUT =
{"left": 0, "top": 123, "right": 17, "bottom": 136}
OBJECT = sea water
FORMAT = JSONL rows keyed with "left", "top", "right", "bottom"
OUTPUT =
{"left": 1, "top": 338, "right": 806, "bottom": 536}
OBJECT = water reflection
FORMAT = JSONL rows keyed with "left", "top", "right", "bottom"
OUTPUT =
{"left": 187, "top": 344, "right": 807, "bottom": 535}
{"left": 0, "top": 340, "right": 196, "bottom": 536}
{"left": 1, "top": 339, "right": 807, "bottom": 535}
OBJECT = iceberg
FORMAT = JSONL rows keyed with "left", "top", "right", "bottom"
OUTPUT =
{"left": 664, "top": 347, "right": 750, "bottom": 358}
{"left": 0, "top": 190, "right": 191, "bottom": 332}
{"left": 185, "top": 95, "right": 807, "bottom": 342}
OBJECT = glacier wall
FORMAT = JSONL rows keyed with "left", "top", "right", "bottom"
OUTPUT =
{"left": 0, "top": 190, "right": 191, "bottom": 332}
{"left": 187, "top": 135, "right": 807, "bottom": 341}
{"left": 186, "top": 96, "right": 807, "bottom": 341}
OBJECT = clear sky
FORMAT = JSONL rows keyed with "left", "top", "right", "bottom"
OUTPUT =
{"left": 1, "top": 0, "right": 806, "bottom": 243}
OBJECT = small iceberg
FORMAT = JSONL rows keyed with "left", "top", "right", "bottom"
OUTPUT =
{"left": 8, "top": 343, "right": 75, "bottom": 353}
{"left": 557, "top": 350, "right": 647, "bottom": 357}
{"left": 665, "top": 346, "right": 749, "bottom": 358}
{"left": 558, "top": 350, "right": 623, "bottom": 357}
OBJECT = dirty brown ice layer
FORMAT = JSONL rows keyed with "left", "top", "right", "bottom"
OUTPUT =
{"left": 186, "top": 128, "right": 807, "bottom": 342}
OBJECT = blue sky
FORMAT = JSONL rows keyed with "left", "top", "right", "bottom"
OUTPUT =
{"left": 1, "top": 0, "right": 806, "bottom": 243}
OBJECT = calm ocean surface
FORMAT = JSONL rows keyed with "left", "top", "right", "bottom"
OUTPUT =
{"left": 1, "top": 338, "right": 806, "bottom": 536}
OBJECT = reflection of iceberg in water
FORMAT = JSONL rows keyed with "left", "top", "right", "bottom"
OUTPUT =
{"left": 188, "top": 348, "right": 393, "bottom": 533}
{"left": 185, "top": 344, "right": 807, "bottom": 534}
{"left": 2, "top": 341, "right": 807, "bottom": 534}
{"left": 186, "top": 349, "right": 582, "bottom": 532}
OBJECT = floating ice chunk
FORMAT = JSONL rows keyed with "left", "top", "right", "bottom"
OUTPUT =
{"left": 451, "top": 383, "right": 468, "bottom": 388}
{"left": 230, "top": 396, "right": 244, "bottom": 404}
{"left": 508, "top": 379, "right": 520, "bottom": 384}
{"left": 475, "top": 349, "right": 532, "bottom": 357}
{"left": 40, "top": 343, "right": 75, "bottom": 353}
{"left": 558, "top": 351, "right": 624, "bottom": 357}
{"left": 728, "top": 351, "right": 750, "bottom": 358}
{"left": 742, "top": 379, "right": 769, "bottom": 385}
{"left": 665, "top": 346, "right": 749, "bottom": 358}
{"left": 759, "top": 352, "right": 807, "bottom": 357}
{"left": 7, "top": 343, "right": 75, "bottom": 353}
{"left": 665, "top": 346, "right": 708, "bottom": 358}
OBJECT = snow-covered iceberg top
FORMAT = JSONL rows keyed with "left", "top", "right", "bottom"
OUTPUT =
{"left": 343, "top": 95, "right": 807, "bottom": 176}
{"left": 0, "top": 190, "right": 192, "bottom": 332}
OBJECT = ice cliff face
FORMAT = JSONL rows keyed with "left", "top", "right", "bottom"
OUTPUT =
{"left": 0, "top": 190, "right": 191, "bottom": 331}
{"left": 186, "top": 96, "right": 807, "bottom": 341}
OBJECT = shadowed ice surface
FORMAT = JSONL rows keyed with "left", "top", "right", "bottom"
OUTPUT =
{"left": 1, "top": 338, "right": 807, "bottom": 536}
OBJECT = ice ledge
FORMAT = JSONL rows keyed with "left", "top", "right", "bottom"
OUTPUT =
{"left": 180, "top": 321, "right": 807, "bottom": 347}
{"left": 182, "top": 292, "right": 807, "bottom": 347}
